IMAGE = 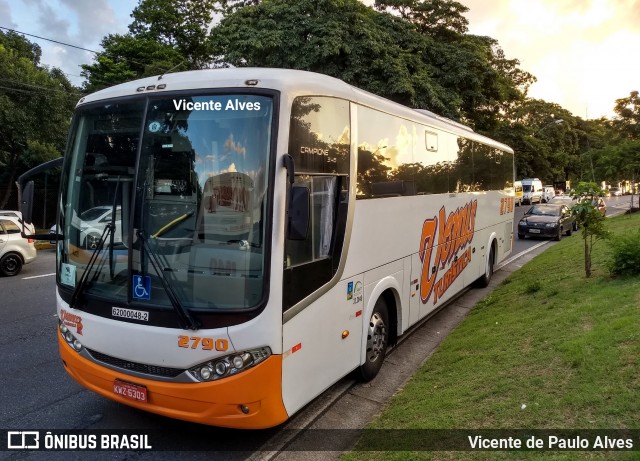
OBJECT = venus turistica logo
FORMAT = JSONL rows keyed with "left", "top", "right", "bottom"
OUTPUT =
{"left": 419, "top": 199, "right": 478, "bottom": 305}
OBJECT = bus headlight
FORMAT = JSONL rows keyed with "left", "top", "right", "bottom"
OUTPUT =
{"left": 59, "top": 320, "right": 83, "bottom": 352}
{"left": 188, "top": 347, "right": 272, "bottom": 382}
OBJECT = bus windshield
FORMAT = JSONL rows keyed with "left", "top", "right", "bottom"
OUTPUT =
{"left": 58, "top": 94, "right": 273, "bottom": 312}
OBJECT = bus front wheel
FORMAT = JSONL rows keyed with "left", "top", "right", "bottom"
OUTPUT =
{"left": 357, "top": 298, "right": 389, "bottom": 382}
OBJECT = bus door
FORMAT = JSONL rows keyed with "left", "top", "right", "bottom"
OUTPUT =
{"left": 281, "top": 97, "right": 357, "bottom": 413}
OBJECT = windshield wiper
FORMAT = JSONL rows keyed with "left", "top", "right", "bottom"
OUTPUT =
{"left": 70, "top": 222, "right": 114, "bottom": 309}
{"left": 137, "top": 230, "right": 200, "bottom": 330}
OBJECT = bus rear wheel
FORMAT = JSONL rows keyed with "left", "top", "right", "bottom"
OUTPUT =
{"left": 357, "top": 298, "right": 389, "bottom": 382}
{"left": 474, "top": 245, "right": 494, "bottom": 288}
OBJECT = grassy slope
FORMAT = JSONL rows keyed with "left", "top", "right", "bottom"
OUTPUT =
{"left": 345, "top": 213, "right": 640, "bottom": 460}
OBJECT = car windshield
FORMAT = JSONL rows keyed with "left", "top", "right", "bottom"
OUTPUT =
{"left": 57, "top": 94, "right": 274, "bottom": 312}
{"left": 528, "top": 206, "right": 560, "bottom": 216}
{"left": 523, "top": 185, "right": 532, "bottom": 192}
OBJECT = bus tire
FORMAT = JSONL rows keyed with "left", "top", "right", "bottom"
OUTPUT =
{"left": 357, "top": 298, "right": 389, "bottom": 382}
{"left": 474, "top": 244, "right": 494, "bottom": 288}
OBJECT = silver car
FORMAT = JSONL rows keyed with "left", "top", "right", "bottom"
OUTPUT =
{"left": 0, "top": 217, "right": 37, "bottom": 276}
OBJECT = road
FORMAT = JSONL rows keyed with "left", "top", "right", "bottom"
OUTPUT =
{"left": 0, "top": 195, "right": 631, "bottom": 459}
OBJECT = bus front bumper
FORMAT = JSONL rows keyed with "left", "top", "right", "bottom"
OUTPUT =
{"left": 58, "top": 334, "right": 288, "bottom": 429}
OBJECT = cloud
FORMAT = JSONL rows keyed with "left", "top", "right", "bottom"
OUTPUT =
{"left": 58, "top": 0, "right": 118, "bottom": 44}
{"left": 461, "top": 0, "right": 640, "bottom": 118}
{"left": 0, "top": 0, "right": 18, "bottom": 28}
{"left": 13, "top": 0, "right": 129, "bottom": 83}
{"left": 224, "top": 134, "right": 246, "bottom": 156}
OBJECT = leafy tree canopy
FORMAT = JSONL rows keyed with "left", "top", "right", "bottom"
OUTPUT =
{"left": 82, "top": 0, "right": 217, "bottom": 92}
{"left": 211, "top": 0, "right": 454, "bottom": 115}
{"left": 0, "top": 30, "right": 77, "bottom": 208}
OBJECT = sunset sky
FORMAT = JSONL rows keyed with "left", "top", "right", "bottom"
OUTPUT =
{"left": 1, "top": 0, "right": 638, "bottom": 119}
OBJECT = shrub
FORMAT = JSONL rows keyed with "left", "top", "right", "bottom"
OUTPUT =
{"left": 608, "top": 229, "right": 640, "bottom": 276}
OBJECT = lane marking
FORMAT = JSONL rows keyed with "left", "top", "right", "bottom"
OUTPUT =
{"left": 22, "top": 273, "right": 55, "bottom": 280}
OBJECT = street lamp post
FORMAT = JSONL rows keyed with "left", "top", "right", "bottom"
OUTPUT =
{"left": 533, "top": 118, "right": 564, "bottom": 137}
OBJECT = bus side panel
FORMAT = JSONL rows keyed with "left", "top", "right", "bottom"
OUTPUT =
{"left": 281, "top": 277, "right": 364, "bottom": 416}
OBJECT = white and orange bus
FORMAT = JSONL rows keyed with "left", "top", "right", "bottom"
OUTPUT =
{"left": 32, "top": 68, "right": 515, "bottom": 428}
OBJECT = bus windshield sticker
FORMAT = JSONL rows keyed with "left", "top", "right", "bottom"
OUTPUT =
{"left": 132, "top": 275, "right": 151, "bottom": 300}
{"left": 60, "top": 263, "right": 76, "bottom": 287}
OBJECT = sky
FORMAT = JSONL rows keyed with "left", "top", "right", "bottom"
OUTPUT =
{"left": 1, "top": 0, "right": 638, "bottom": 120}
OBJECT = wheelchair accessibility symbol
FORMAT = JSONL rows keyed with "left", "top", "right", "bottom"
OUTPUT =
{"left": 132, "top": 275, "right": 151, "bottom": 300}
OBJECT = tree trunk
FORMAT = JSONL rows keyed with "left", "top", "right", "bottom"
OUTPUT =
{"left": 584, "top": 237, "right": 591, "bottom": 278}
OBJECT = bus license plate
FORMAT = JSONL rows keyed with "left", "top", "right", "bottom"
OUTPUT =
{"left": 113, "top": 380, "right": 147, "bottom": 402}
{"left": 529, "top": 229, "right": 541, "bottom": 234}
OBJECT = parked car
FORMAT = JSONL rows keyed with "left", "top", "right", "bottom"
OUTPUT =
{"left": 548, "top": 195, "right": 577, "bottom": 206}
{"left": 0, "top": 210, "right": 35, "bottom": 235}
{"left": 541, "top": 186, "right": 555, "bottom": 203}
{"left": 0, "top": 217, "right": 37, "bottom": 276}
{"left": 610, "top": 187, "right": 623, "bottom": 197}
{"left": 517, "top": 204, "right": 576, "bottom": 241}
{"left": 51, "top": 206, "right": 123, "bottom": 249}
{"left": 579, "top": 197, "right": 606, "bottom": 217}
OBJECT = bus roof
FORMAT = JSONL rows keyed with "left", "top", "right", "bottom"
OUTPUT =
{"left": 77, "top": 68, "right": 513, "bottom": 154}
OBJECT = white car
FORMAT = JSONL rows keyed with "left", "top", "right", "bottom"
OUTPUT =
{"left": 0, "top": 217, "right": 37, "bottom": 276}
{"left": 0, "top": 210, "right": 35, "bottom": 235}
{"left": 610, "top": 187, "right": 623, "bottom": 197}
{"left": 51, "top": 206, "right": 123, "bottom": 249}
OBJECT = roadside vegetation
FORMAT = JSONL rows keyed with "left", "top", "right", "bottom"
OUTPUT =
{"left": 344, "top": 213, "right": 640, "bottom": 460}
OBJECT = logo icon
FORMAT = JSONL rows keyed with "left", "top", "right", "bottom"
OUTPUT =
{"left": 7, "top": 431, "right": 39, "bottom": 449}
{"left": 132, "top": 275, "right": 151, "bottom": 300}
{"left": 347, "top": 282, "right": 353, "bottom": 300}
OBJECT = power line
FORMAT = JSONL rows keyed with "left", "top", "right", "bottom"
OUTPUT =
{"left": 0, "top": 25, "right": 189, "bottom": 84}
{"left": 0, "top": 77, "right": 83, "bottom": 95}
{"left": 0, "top": 84, "right": 82, "bottom": 101}
{"left": 0, "top": 26, "right": 99, "bottom": 54}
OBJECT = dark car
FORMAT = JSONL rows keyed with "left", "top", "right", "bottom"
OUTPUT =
{"left": 517, "top": 204, "right": 576, "bottom": 240}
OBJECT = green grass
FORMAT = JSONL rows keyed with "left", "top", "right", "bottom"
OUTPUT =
{"left": 344, "top": 213, "right": 640, "bottom": 460}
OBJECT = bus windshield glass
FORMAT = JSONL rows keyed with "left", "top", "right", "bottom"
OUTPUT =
{"left": 58, "top": 94, "right": 273, "bottom": 311}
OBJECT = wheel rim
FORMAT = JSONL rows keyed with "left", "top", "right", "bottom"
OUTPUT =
{"left": 2, "top": 255, "right": 20, "bottom": 275}
{"left": 366, "top": 312, "right": 387, "bottom": 363}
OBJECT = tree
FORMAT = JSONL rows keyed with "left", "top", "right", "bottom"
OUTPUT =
{"left": 211, "top": 0, "right": 454, "bottom": 114}
{"left": 373, "top": 0, "right": 535, "bottom": 131}
{"left": 570, "top": 182, "right": 609, "bottom": 278}
{"left": 491, "top": 99, "right": 579, "bottom": 183}
{"left": 82, "top": 0, "right": 218, "bottom": 92}
{"left": 375, "top": 0, "right": 470, "bottom": 38}
{"left": 613, "top": 90, "right": 640, "bottom": 140}
{"left": 0, "top": 30, "right": 77, "bottom": 210}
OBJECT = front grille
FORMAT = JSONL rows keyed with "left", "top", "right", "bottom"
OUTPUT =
{"left": 86, "top": 348, "right": 184, "bottom": 378}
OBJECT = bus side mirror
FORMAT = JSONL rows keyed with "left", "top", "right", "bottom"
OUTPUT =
{"left": 21, "top": 180, "right": 35, "bottom": 224}
{"left": 287, "top": 185, "right": 310, "bottom": 240}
